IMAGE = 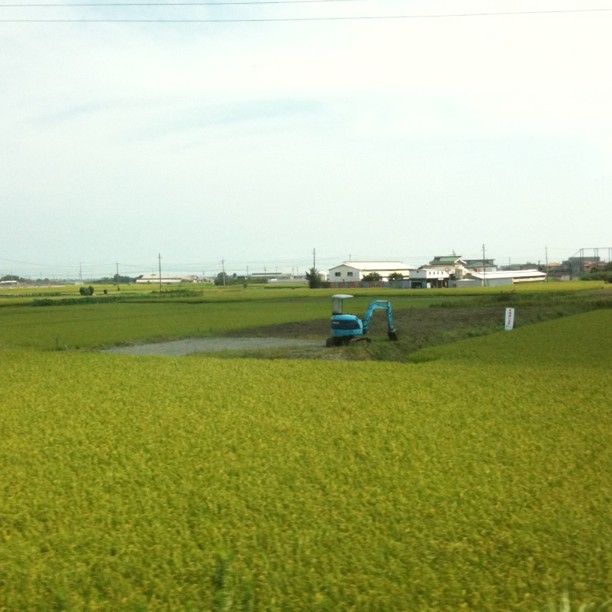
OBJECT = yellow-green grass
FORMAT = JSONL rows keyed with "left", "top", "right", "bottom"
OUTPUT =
{"left": 0, "top": 311, "right": 610, "bottom": 609}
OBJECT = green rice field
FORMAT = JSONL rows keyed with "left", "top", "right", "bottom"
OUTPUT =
{"left": 0, "top": 285, "right": 610, "bottom": 610}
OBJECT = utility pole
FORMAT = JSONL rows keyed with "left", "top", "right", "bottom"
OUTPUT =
{"left": 221, "top": 259, "right": 226, "bottom": 286}
{"left": 158, "top": 253, "right": 162, "bottom": 294}
{"left": 312, "top": 248, "right": 316, "bottom": 269}
{"left": 482, "top": 244, "right": 487, "bottom": 287}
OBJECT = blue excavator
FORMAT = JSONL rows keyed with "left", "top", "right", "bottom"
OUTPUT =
{"left": 326, "top": 294, "right": 398, "bottom": 347}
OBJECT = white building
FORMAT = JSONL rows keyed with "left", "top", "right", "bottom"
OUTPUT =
{"left": 328, "top": 261, "right": 415, "bottom": 285}
{"left": 450, "top": 269, "right": 546, "bottom": 288}
{"left": 136, "top": 274, "right": 199, "bottom": 285}
{"left": 409, "top": 268, "right": 450, "bottom": 289}
{"left": 420, "top": 255, "right": 469, "bottom": 278}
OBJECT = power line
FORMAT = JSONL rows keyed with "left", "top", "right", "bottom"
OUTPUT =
{"left": 2, "top": 7, "right": 612, "bottom": 22}
{"left": 0, "top": 0, "right": 362, "bottom": 5}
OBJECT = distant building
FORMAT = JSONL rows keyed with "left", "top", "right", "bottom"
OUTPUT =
{"left": 420, "top": 255, "right": 468, "bottom": 278}
{"left": 450, "top": 269, "right": 546, "bottom": 288}
{"left": 136, "top": 274, "right": 199, "bottom": 285}
{"left": 409, "top": 268, "right": 450, "bottom": 289}
{"left": 327, "top": 254, "right": 547, "bottom": 290}
{"left": 463, "top": 258, "right": 497, "bottom": 273}
{"left": 427, "top": 255, "right": 466, "bottom": 268}
{"left": 501, "top": 262, "right": 542, "bottom": 271}
{"left": 328, "top": 261, "right": 415, "bottom": 286}
{"left": 250, "top": 272, "right": 307, "bottom": 284}
{"left": 561, "top": 256, "right": 601, "bottom": 276}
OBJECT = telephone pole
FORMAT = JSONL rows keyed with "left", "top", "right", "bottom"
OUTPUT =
{"left": 158, "top": 253, "right": 162, "bottom": 293}
{"left": 482, "top": 244, "right": 487, "bottom": 287}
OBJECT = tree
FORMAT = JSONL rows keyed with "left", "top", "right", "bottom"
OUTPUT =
{"left": 91, "top": 274, "right": 137, "bottom": 285}
{"left": 580, "top": 262, "right": 612, "bottom": 283}
{"left": 214, "top": 272, "right": 248, "bottom": 286}
{"left": 363, "top": 272, "right": 382, "bottom": 282}
{"left": 214, "top": 272, "right": 229, "bottom": 286}
{"left": 112, "top": 273, "right": 136, "bottom": 284}
{"left": 388, "top": 272, "right": 404, "bottom": 287}
{"left": 305, "top": 267, "right": 323, "bottom": 289}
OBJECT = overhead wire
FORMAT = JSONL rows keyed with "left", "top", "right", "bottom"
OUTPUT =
{"left": 0, "top": 0, "right": 362, "bottom": 5}
{"left": 1, "top": 5, "right": 612, "bottom": 22}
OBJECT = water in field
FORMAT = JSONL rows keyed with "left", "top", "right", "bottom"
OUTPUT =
{"left": 101, "top": 337, "right": 321, "bottom": 356}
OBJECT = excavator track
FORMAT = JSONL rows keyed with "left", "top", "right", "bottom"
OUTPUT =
{"left": 325, "top": 336, "right": 372, "bottom": 347}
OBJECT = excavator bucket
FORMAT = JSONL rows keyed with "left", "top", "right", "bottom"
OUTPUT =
{"left": 388, "top": 330, "right": 398, "bottom": 341}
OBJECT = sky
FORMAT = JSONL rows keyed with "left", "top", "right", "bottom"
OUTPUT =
{"left": 1, "top": 0, "right": 611, "bottom": 279}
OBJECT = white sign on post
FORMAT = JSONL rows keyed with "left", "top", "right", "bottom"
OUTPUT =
{"left": 504, "top": 307, "right": 515, "bottom": 331}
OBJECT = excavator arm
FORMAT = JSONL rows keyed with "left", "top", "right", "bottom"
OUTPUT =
{"left": 362, "top": 300, "right": 398, "bottom": 340}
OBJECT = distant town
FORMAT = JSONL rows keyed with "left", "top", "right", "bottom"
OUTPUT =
{"left": 2, "top": 249, "right": 611, "bottom": 289}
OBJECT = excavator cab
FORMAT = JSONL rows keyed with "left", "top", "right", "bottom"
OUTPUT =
{"left": 328, "top": 295, "right": 364, "bottom": 345}
{"left": 326, "top": 294, "right": 398, "bottom": 346}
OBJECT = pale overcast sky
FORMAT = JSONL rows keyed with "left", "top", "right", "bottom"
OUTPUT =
{"left": 1, "top": 1, "right": 611, "bottom": 278}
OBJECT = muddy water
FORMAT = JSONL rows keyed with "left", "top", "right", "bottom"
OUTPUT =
{"left": 101, "top": 337, "right": 321, "bottom": 356}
